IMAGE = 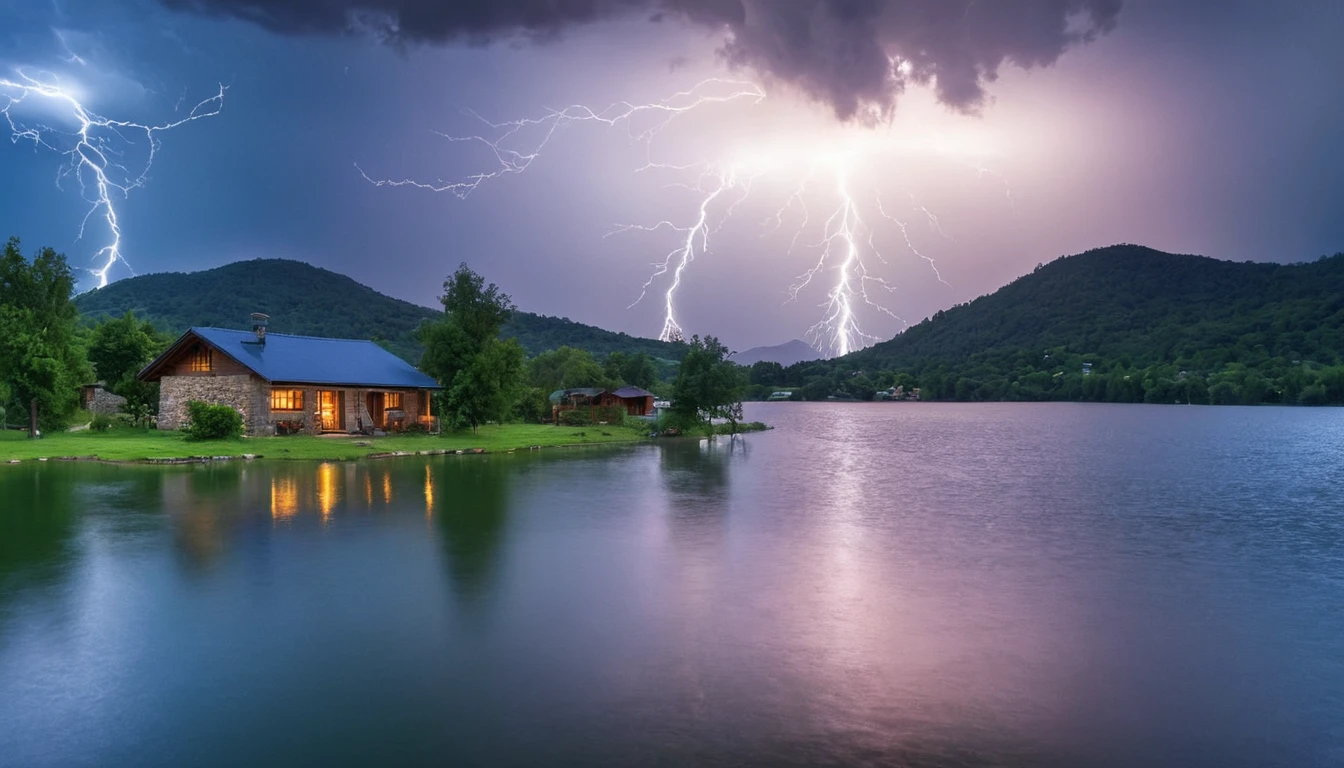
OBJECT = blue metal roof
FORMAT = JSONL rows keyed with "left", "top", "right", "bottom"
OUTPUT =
{"left": 185, "top": 327, "right": 439, "bottom": 389}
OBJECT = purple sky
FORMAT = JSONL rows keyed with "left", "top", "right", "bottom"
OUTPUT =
{"left": 2, "top": 0, "right": 1342, "bottom": 353}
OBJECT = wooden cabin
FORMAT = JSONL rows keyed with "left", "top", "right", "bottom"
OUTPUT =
{"left": 139, "top": 317, "right": 440, "bottom": 435}
{"left": 549, "top": 386, "right": 656, "bottom": 422}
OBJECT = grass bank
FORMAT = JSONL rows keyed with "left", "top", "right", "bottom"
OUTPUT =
{"left": 0, "top": 423, "right": 648, "bottom": 463}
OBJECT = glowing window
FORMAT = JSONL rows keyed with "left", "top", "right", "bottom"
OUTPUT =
{"left": 384, "top": 392, "right": 402, "bottom": 409}
{"left": 271, "top": 389, "right": 304, "bottom": 411}
{"left": 188, "top": 345, "right": 212, "bottom": 372}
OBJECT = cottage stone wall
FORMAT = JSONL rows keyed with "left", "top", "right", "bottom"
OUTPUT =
{"left": 84, "top": 386, "right": 128, "bottom": 415}
{"left": 159, "top": 374, "right": 270, "bottom": 433}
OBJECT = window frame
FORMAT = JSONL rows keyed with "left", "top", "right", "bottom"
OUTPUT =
{"left": 384, "top": 392, "right": 403, "bottom": 410}
{"left": 188, "top": 345, "right": 213, "bottom": 373}
{"left": 270, "top": 388, "right": 305, "bottom": 412}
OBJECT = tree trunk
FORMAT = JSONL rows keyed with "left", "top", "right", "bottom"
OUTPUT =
{"left": 29, "top": 397, "right": 38, "bottom": 438}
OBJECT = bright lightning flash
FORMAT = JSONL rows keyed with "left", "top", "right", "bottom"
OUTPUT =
{"left": 0, "top": 69, "right": 225, "bottom": 287}
{"left": 362, "top": 79, "right": 985, "bottom": 356}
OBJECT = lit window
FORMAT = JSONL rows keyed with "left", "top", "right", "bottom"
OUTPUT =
{"left": 385, "top": 392, "right": 402, "bottom": 409}
{"left": 189, "top": 345, "right": 212, "bottom": 372}
{"left": 271, "top": 389, "right": 304, "bottom": 411}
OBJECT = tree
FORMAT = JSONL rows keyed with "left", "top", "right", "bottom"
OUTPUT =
{"left": 604, "top": 351, "right": 659, "bottom": 389}
{"left": 419, "top": 264, "right": 523, "bottom": 432}
{"left": 0, "top": 237, "right": 91, "bottom": 434}
{"left": 447, "top": 338, "right": 526, "bottom": 433}
{"left": 529, "top": 346, "right": 611, "bottom": 393}
{"left": 669, "top": 336, "right": 746, "bottom": 429}
{"left": 420, "top": 264, "right": 515, "bottom": 386}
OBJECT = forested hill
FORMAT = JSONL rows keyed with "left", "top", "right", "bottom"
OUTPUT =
{"left": 73, "top": 259, "right": 683, "bottom": 363}
{"left": 847, "top": 245, "right": 1344, "bottom": 372}
{"left": 753, "top": 244, "right": 1344, "bottom": 405}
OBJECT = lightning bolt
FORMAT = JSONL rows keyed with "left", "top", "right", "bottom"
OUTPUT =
{"left": 785, "top": 169, "right": 908, "bottom": 356}
{"left": 362, "top": 79, "right": 978, "bottom": 358}
{"left": 0, "top": 68, "right": 225, "bottom": 287}
{"left": 356, "top": 78, "right": 765, "bottom": 198}
{"left": 608, "top": 163, "right": 757, "bottom": 341}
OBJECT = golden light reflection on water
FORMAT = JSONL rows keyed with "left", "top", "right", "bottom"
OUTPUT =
{"left": 382, "top": 471, "right": 393, "bottom": 506}
{"left": 364, "top": 471, "right": 373, "bottom": 508}
{"left": 270, "top": 476, "right": 298, "bottom": 521}
{"left": 424, "top": 464, "right": 435, "bottom": 520}
{"left": 318, "top": 463, "right": 337, "bottom": 522}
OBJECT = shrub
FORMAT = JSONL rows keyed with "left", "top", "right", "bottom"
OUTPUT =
{"left": 185, "top": 400, "right": 244, "bottom": 440}
{"left": 90, "top": 413, "right": 114, "bottom": 432}
{"left": 558, "top": 409, "right": 591, "bottom": 426}
{"left": 1299, "top": 383, "right": 1328, "bottom": 406}
{"left": 593, "top": 405, "right": 626, "bottom": 425}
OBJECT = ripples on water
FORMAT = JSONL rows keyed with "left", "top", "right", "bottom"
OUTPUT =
{"left": 1, "top": 403, "right": 1342, "bottom": 766}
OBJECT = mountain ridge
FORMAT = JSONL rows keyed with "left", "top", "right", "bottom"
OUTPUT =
{"left": 73, "top": 258, "right": 684, "bottom": 363}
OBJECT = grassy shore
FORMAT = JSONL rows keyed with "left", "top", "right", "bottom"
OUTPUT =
{"left": 0, "top": 423, "right": 649, "bottom": 462}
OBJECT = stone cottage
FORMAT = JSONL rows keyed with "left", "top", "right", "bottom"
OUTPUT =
{"left": 138, "top": 315, "right": 440, "bottom": 435}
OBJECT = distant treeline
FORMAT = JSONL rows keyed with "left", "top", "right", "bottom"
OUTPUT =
{"left": 743, "top": 245, "right": 1344, "bottom": 405}
{"left": 73, "top": 258, "right": 684, "bottom": 365}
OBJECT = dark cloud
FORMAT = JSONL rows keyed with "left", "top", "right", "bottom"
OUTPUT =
{"left": 159, "top": 0, "right": 1122, "bottom": 119}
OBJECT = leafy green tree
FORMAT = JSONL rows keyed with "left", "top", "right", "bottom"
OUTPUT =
{"left": 800, "top": 377, "right": 831, "bottom": 401}
{"left": 670, "top": 336, "right": 746, "bottom": 429}
{"left": 0, "top": 237, "right": 91, "bottom": 433}
{"left": 1208, "top": 381, "right": 1241, "bottom": 405}
{"left": 529, "top": 346, "right": 611, "bottom": 392}
{"left": 447, "top": 338, "right": 526, "bottom": 433}
{"left": 88, "top": 310, "right": 168, "bottom": 391}
{"left": 604, "top": 351, "right": 659, "bottom": 389}
{"left": 420, "top": 264, "right": 524, "bottom": 432}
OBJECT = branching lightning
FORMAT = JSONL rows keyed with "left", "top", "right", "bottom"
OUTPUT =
{"left": 0, "top": 68, "right": 224, "bottom": 286}
{"left": 360, "top": 78, "right": 993, "bottom": 356}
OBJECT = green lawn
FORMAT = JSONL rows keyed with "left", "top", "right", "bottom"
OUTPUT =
{"left": 0, "top": 423, "right": 649, "bottom": 462}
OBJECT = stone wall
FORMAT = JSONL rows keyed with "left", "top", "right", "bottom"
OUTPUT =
{"left": 159, "top": 374, "right": 270, "bottom": 433}
{"left": 84, "top": 386, "right": 127, "bottom": 415}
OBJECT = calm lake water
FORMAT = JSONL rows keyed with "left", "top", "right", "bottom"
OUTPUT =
{"left": 2, "top": 402, "right": 1342, "bottom": 767}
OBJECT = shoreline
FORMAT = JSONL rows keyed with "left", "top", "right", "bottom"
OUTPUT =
{"left": 1, "top": 422, "right": 771, "bottom": 465}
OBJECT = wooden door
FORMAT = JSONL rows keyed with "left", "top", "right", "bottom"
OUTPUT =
{"left": 366, "top": 392, "right": 385, "bottom": 428}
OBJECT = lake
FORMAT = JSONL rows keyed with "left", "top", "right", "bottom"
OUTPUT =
{"left": 2, "top": 402, "right": 1342, "bottom": 767}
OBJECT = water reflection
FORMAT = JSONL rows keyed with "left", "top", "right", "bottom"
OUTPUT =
{"left": 317, "top": 463, "right": 337, "bottom": 521}
{"left": 431, "top": 460, "right": 510, "bottom": 601}
{"left": 4, "top": 407, "right": 1343, "bottom": 766}
{"left": 424, "top": 464, "right": 434, "bottom": 520}
{"left": 270, "top": 476, "right": 298, "bottom": 521}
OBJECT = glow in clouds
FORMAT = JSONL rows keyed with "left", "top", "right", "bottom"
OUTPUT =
{"left": 360, "top": 78, "right": 1005, "bottom": 356}
{"left": 0, "top": 69, "right": 224, "bottom": 287}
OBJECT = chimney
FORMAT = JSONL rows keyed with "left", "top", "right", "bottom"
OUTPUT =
{"left": 251, "top": 312, "right": 269, "bottom": 344}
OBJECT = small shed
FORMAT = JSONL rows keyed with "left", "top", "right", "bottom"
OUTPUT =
{"left": 610, "top": 386, "right": 656, "bottom": 416}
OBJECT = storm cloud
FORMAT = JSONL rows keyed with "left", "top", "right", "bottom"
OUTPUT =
{"left": 160, "top": 0, "right": 1122, "bottom": 119}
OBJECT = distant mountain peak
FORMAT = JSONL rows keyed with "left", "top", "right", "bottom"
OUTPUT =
{"left": 734, "top": 339, "right": 821, "bottom": 367}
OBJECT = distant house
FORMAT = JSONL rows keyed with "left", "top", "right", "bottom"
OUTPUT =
{"left": 876, "top": 385, "right": 921, "bottom": 401}
{"left": 138, "top": 314, "right": 440, "bottom": 435}
{"left": 767, "top": 390, "right": 793, "bottom": 401}
{"left": 80, "top": 382, "right": 127, "bottom": 415}
{"left": 549, "top": 386, "right": 656, "bottom": 422}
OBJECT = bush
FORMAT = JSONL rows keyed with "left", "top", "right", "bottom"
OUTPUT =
{"left": 90, "top": 413, "right": 114, "bottom": 432}
{"left": 1299, "top": 383, "right": 1329, "bottom": 406}
{"left": 558, "top": 409, "right": 591, "bottom": 426}
{"left": 185, "top": 400, "right": 244, "bottom": 440}
{"left": 593, "top": 405, "right": 626, "bottom": 425}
